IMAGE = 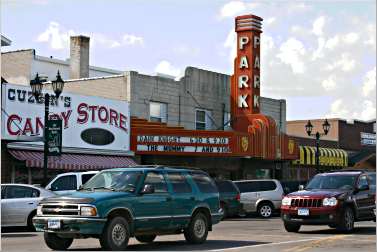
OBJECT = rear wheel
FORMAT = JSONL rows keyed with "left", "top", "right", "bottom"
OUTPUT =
{"left": 258, "top": 202, "right": 273, "bottom": 218}
{"left": 135, "top": 235, "right": 156, "bottom": 243}
{"left": 184, "top": 212, "right": 209, "bottom": 244}
{"left": 284, "top": 222, "right": 301, "bottom": 232}
{"left": 44, "top": 233, "right": 73, "bottom": 251}
{"left": 336, "top": 207, "right": 354, "bottom": 233}
{"left": 100, "top": 216, "right": 130, "bottom": 250}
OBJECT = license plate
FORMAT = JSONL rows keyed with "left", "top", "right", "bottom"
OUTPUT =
{"left": 47, "top": 219, "right": 61, "bottom": 229}
{"left": 298, "top": 208, "right": 309, "bottom": 216}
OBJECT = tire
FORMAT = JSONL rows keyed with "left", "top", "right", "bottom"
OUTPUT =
{"left": 184, "top": 212, "right": 209, "bottom": 244}
{"left": 336, "top": 207, "right": 354, "bottom": 233}
{"left": 220, "top": 202, "right": 228, "bottom": 219}
{"left": 284, "top": 222, "right": 301, "bottom": 232}
{"left": 44, "top": 233, "right": 73, "bottom": 251}
{"left": 100, "top": 216, "right": 130, "bottom": 250}
{"left": 258, "top": 202, "right": 273, "bottom": 218}
{"left": 135, "top": 235, "right": 156, "bottom": 243}
{"left": 27, "top": 211, "right": 36, "bottom": 231}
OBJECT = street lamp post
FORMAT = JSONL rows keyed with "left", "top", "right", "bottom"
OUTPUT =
{"left": 305, "top": 119, "right": 331, "bottom": 172}
{"left": 30, "top": 71, "right": 65, "bottom": 185}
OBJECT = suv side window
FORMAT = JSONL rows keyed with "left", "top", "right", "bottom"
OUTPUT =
{"left": 259, "top": 181, "right": 277, "bottom": 191}
{"left": 143, "top": 172, "right": 168, "bottom": 193}
{"left": 357, "top": 175, "right": 369, "bottom": 188}
{"left": 191, "top": 173, "right": 218, "bottom": 193}
{"left": 51, "top": 175, "right": 77, "bottom": 191}
{"left": 167, "top": 173, "right": 192, "bottom": 193}
{"left": 235, "top": 181, "right": 259, "bottom": 193}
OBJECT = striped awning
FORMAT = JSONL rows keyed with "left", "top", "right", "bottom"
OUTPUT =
{"left": 9, "top": 150, "right": 138, "bottom": 171}
{"left": 292, "top": 146, "right": 348, "bottom": 167}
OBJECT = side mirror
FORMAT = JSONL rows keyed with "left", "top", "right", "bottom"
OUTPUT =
{"left": 140, "top": 184, "right": 155, "bottom": 194}
{"left": 298, "top": 185, "right": 305, "bottom": 191}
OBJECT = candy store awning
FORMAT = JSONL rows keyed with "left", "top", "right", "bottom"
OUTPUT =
{"left": 292, "top": 146, "right": 348, "bottom": 167}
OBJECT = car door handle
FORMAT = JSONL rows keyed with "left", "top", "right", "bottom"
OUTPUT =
{"left": 28, "top": 202, "right": 34, "bottom": 205}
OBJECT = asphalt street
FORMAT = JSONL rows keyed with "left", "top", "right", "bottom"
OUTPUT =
{"left": 1, "top": 217, "right": 375, "bottom": 251}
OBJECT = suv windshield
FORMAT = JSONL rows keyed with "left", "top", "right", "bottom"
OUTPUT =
{"left": 306, "top": 174, "right": 358, "bottom": 190}
{"left": 81, "top": 171, "right": 142, "bottom": 192}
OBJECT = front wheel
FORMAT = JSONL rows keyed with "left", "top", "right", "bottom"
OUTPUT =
{"left": 184, "top": 212, "right": 209, "bottom": 244}
{"left": 100, "top": 216, "right": 130, "bottom": 250}
{"left": 284, "top": 222, "right": 301, "bottom": 232}
{"left": 44, "top": 233, "right": 73, "bottom": 251}
{"left": 135, "top": 235, "right": 156, "bottom": 243}
{"left": 336, "top": 207, "right": 354, "bottom": 233}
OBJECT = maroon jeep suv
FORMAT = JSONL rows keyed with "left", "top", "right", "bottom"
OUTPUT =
{"left": 281, "top": 170, "right": 376, "bottom": 233}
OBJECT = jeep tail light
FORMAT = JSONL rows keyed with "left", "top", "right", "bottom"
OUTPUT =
{"left": 235, "top": 193, "right": 240, "bottom": 201}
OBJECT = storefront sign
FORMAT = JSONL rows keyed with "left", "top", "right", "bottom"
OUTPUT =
{"left": 360, "top": 132, "right": 376, "bottom": 146}
{"left": 1, "top": 83, "right": 130, "bottom": 152}
{"left": 46, "top": 119, "right": 62, "bottom": 156}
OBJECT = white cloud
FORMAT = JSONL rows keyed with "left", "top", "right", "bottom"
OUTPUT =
{"left": 322, "top": 75, "right": 337, "bottom": 91}
{"left": 325, "top": 35, "right": 340, "bottom": 50}
{"left": 173, "top": 45, "right": 200, "bottom": 56}
{"left": 154, "top": 60, "right": 182, "bottom": 80}
{"left": 312, "top": 16, "right": 326, "bottom": 36}
{"left": 362, "top": 67, "right": 376, "bottom": 97}
{"left": 122, "top": 34, "right": 144, "bottom": 46}
{"left": 265, "top": 17, "right": 276, "bottom": 26}
{"left": 325, "top": 53, "right": 355, "bottom": 72}
{"left": 343, "top": 32, "right": 359, "bottom": 44}
{"left": 36, "top": 22, "right": 144, "bottom": 50}
{"left": 276, "top": 38, "right": 306, "bottom": 74}
{"left": 219, "top": 1, "right": 246, "bottom": 18}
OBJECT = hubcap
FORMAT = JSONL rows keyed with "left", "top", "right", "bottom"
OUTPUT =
{"left": 260, "top": 206, "right": 272, "bottom": 217}
{"left": 194, "top": 218, "right": 206, "bottom": 238}
{"left": 345, "top": 209, "right": 353, "bottom": 230}
{"left": 112, "top": 223, "right": 126, "bottom": 246}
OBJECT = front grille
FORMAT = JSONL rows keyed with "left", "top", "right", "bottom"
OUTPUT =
{"left": 291, "top": 198, "right": 322, "bottom": 208}
{"left": 41, "top": 204, "right": 80, "bottom": 216}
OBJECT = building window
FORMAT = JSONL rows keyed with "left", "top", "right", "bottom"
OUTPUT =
{"left": 195, "top": 109, "right": 212, "bottom": 130}
{"left": 149, "top": 102, "right": 167, "bottom": 123}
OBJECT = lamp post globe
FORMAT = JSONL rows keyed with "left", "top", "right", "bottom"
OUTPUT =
{"left": 322, "top": 119, "right": 330, "bottom": 135}
{"left": 305, "top": 120, "right": 313, "bottom": 136}
{"left": 30, "top": 73, "right": 43, "bottom": 98}
{"left": 52, "top": 71, "right": 65, "bottom": 98}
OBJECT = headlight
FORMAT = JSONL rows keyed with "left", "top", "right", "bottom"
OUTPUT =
{"left": 80, "top": 206, "right": 97, "bottom": 216}
{"left": 323, "top": 197, "right": 337, "bottom": 206}
{"left": 282, "top": 197, "right": 292, "bottom": 206}
{"left": 37, "top": 205, "right": 42, "bottom": 216}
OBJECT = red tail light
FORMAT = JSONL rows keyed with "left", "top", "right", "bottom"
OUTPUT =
{"left": 235, "top": 193, "right": 240, "bottom": 201}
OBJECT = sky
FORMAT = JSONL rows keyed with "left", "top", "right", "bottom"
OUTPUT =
{"left": 2, "top": 0, "right": 376, "bottom": 121}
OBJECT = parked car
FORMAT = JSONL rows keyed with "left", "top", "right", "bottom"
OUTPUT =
{"left": 281, "top": 170, "right": 376, "bottom": 233}
{"left": 45, "top": 171, "right": 98, "bottom": 195}
{"left": 234, "top": 179, "right": 284, "bottom": 218}
{"left": 33, "top": 166, "right": 223, "bottom": 250}
{"left": 215, "top": 180, "right": 241, "bottom": 218}
{"left": 1, "top": 184, "right": 55, "bottom": 230}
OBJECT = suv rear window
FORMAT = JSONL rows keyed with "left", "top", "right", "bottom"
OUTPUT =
{"left": 191, "top": 173, "right": 218, "bottom": 193}
{"left": 215, "top": 180, "right": 238, "bottom": 193}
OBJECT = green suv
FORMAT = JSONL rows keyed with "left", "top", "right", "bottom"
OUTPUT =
{"left": 33, "top": 166, "right": 223, "bottom": 250}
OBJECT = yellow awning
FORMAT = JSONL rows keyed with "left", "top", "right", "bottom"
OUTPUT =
{"left": 292, "top": 146, "right": 348, "bottom": 167}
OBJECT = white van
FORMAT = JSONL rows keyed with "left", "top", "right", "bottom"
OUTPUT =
{"left": 45, "top": 171, "right": 99, "bottom": 195}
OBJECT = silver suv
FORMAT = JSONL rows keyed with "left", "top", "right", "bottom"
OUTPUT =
{"left": 234, "top": 179, "right": 284, "bottom": 218}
